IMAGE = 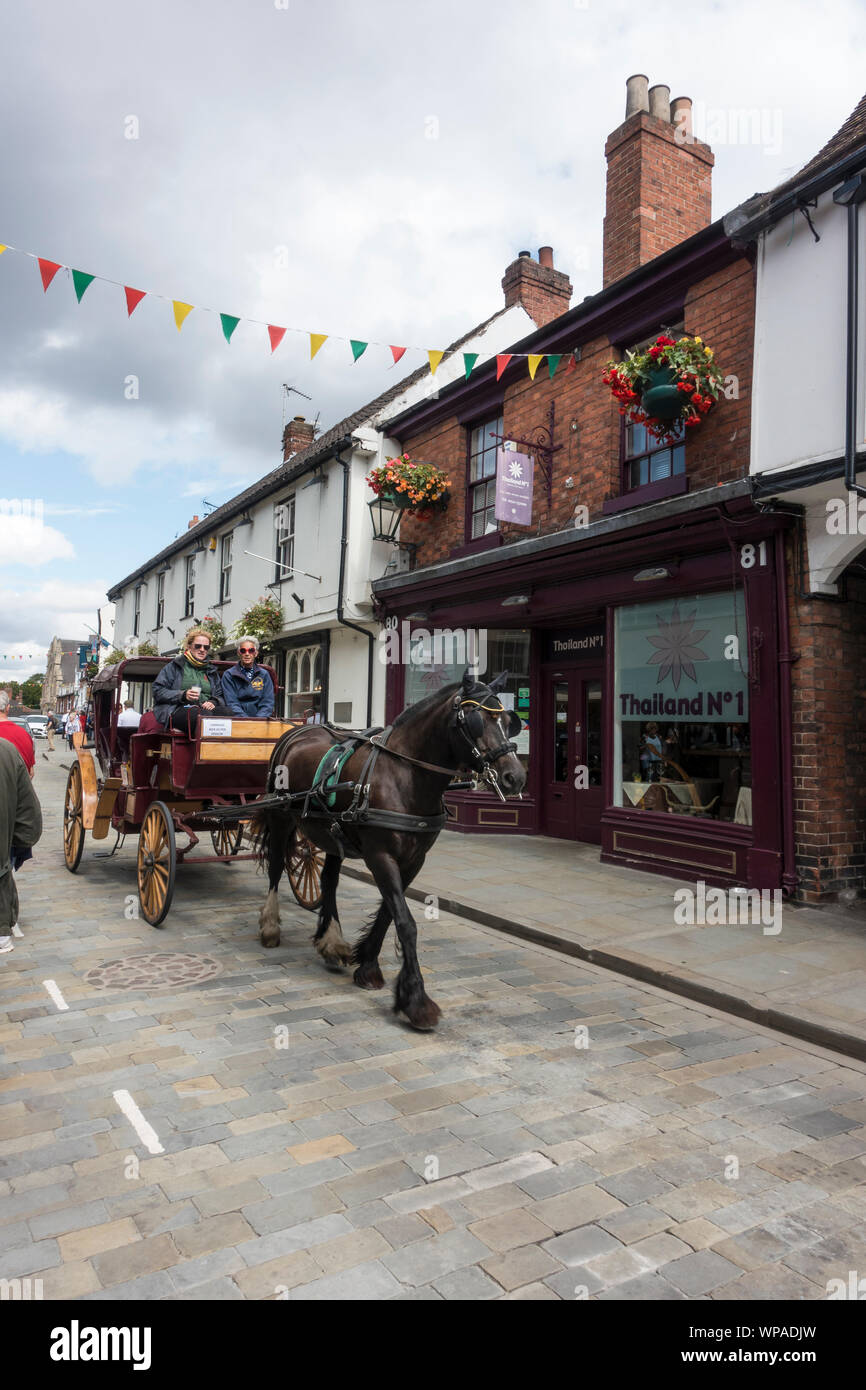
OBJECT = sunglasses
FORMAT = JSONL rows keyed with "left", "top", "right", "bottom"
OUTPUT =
{"left": 239, "top": 647, "right": 256, "bottom": 654}
{"left": 191, "top": 643, "right": 210, "bottom": 651}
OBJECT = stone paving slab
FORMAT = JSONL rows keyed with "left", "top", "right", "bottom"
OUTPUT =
{"left": 4, "top": 754, "right": 866, "bottom": 1301}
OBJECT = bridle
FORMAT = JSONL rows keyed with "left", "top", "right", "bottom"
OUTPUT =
{"left": 365, "top": 689, "right": 520, "bottom": 800}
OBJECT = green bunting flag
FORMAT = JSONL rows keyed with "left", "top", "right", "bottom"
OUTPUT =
{"left": 463, "top": 353, "right": 479, "bottom": 380}
{"left": 350, "top": 339, "right": 368, "bottom": 361}
{"left": 220, "top": 314, "right": 240, "bottom": 344}
{"left": 547, "top": 354, "right": 562, "bottom": 379}
{"left": 72, "top": 270, "right": 95, "bottom": 303}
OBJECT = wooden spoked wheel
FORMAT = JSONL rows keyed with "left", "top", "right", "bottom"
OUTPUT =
{"left": 137, "top": 801, "right": 177, "bottom": 927}
{"left": 211, "top": 824, "right": 244, "bottom": 857}
{"left": 63, "top": 764, "right": 85, "bottom": 872}
{"left": 286, "top": 831, "right": 325, "bottom": 911}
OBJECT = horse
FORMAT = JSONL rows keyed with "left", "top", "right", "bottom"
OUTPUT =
{"left": 251, "top": 670, "right": 526, "bottom": 1030}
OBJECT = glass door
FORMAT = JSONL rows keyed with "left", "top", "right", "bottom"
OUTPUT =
{"left": 542, "top": 668, "right": 605, "bottom": 843}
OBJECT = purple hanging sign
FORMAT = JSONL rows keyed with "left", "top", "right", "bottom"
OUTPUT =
{"left": 494, "top": 447, "right": 534, "bottom": 526}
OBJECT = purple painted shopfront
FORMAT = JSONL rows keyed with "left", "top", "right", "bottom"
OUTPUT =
{"left": 374, "top": 480, "right": 796, "bottom": 893}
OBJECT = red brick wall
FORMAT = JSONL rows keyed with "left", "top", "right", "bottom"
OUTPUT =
{"left": 788, "top": 553, "right": 866, "bottom": 902}
{"left": 603, "top": 114, "right": 714, "bottom": 287}
{"left": 397, "top": 253, "right": 756, "bottom": 564}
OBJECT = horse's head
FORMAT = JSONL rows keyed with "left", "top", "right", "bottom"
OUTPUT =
{"left": 447, "top": 668, "right": 527, "bottom": 797}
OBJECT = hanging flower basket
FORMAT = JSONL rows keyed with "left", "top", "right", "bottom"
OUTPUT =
{"left": 367, "top": 453, "right": 451, "bottom": 521}
{"left": 602, "top": 335, "right": 724, "bottom": 444}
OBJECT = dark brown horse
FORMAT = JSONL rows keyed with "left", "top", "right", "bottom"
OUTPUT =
{"left": 252, "top": 671, "right": 526, "bottom": 1030}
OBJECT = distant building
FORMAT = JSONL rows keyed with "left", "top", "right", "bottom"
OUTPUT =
{"left": 42, "top": 637, "right": 85, "bottom": 715}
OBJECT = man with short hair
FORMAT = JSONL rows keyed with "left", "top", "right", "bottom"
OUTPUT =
{"left": 221, "top": 637, "right": 276, "bottom": 718}
{"left": 117, "top": 700, "right": 142, "bottom": 728}
{"left": 45, "top": 710, "right": 56, "bottom": 752}
{"left": 0, "top": 740, "right": 42, "bottom": 953}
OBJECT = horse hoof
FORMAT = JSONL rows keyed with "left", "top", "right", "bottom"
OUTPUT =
{"left": 353, "top": 965, "right": 385, "bottom": 990}
{"left": 260, "top": 931, "right": 281, "bottom": 949}
{"left": 315, "top": 937, "right": 353, "bottom": 966}
{"left": 396, "top": 998, "right": 442, "bottom": 1031}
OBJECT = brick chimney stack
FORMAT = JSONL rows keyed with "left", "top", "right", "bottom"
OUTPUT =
{"left": 282, "top": 415, "right": 318, "bottom": 462}
{"left": 187, "top": 515, "right": 199, "bottom": 530}
{"left": 603, "top": 75, "right": 714, "bottom": 287}
{"left": 502, "top": 247, "right": 572, "bottom": 327}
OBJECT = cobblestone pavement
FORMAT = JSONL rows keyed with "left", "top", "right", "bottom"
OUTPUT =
{"left": 2, "top": 755, "right": 866, "bottom": 1301}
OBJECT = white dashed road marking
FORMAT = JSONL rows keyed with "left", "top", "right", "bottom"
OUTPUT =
{"left": 113, "top": 1088, "right": 165, "bottom": 1155}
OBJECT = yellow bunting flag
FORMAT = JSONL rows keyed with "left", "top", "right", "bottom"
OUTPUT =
{"left": 173, "top": 301, "right": 194, "bottom": 331}
{"left": 427, "top": 349, "right": 444, "bottom": 376}
{"left": 0, "top": 246, "right": 5, "bottom": 254}
{"left": 527, "top": 354, "right": 544, "bottom": 381}
{"left": 310, "top": 332, "right": 328, "bottom": 359}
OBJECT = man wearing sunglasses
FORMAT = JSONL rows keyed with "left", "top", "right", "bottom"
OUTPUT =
{"left": 221, "top": 635, "right": 276, "bottom": 718}
{"left": 151, "top": 628, "right": 233, "bottom": 734}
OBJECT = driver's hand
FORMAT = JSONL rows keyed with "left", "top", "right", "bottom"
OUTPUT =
{"left": 202, "top": 701, "right": 215, "bottom": 711}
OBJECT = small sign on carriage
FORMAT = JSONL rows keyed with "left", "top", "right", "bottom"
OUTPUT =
{"left": 202, "top": 718, "right": 233, "bottom": 737}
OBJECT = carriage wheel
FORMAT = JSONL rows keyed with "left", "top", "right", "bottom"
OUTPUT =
{"left": 211, "top": 824, "right": 244, "bottom": 857}
{"left": 286, "top": 831, "right": 324, "bottom": 911}
{"left": 137, "top": 801, "right": 177, "bottom": 927}
{"left": 63, "top": 764, "right": 85, "bottom": 872}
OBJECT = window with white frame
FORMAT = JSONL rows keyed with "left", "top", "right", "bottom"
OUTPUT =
{"left": 220, "top": 533, "right": 233, "bottom": 603}
{"left": 285, "top": 642, "right": 322, "bottom": 720}
{"left": 468, "top": 413, "right": 503, "bottom": 540}
{"left": 155, "top": 572, "right": 165, "bottom": 630}
{"left": 133, "top": 585, "right": 142, "bottom": 637}
{"left": 184, "top": 555, "right": 196, "bottom": 617}
{"left": 275, "top": 497, "right": 295, "bottom": 581}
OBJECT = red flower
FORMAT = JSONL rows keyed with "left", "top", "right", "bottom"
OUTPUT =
{"left": 656, "top": 335, "right": 676, "bottom": 346}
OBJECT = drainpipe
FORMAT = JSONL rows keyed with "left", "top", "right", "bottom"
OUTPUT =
{"left": 336, "top": 444, "right": 374, "bottom": 727}
{"left": 775, "top": 530, "right": 799, "bottom": 898}
{"left": 834, "top": 174, "right": 866, "bottom": 499}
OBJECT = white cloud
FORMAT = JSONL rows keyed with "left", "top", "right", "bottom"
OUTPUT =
{"left": 0, "top": 577, "right": 108, "bottom": 651}
{"left": 0, "top": 515, "right": 75, "bottom": 565}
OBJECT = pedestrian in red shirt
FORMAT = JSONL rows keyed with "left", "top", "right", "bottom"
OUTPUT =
{"left": 0, "top": 692, "right": 35, "bottom": 777}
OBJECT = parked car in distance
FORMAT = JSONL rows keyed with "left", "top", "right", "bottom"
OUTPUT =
{"left": 23, "top": 715, "right": 49, "bottom": 738}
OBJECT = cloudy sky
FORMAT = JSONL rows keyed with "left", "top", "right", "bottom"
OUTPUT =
{"left": 1, "top": 0, "right": 864, "bottom": 680}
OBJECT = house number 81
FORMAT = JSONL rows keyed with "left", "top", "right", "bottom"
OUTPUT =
{"left": 739, "top": 541, "right": 767, "bottom": 568}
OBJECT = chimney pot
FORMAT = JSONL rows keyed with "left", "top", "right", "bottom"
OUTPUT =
{"left": 670, "top": 95, "right": 692, "bottom": 138}
{"left": 538, "top": 246, "right": 554, "bottom": 269}
{"left": 518, "top": 249, "right": 532, "bottom": 259}
{"left": 648, "top": 83, "right": 671, "bottom": 122}
{"left": 625, "top": 74, "right": 649, "bottom": 117}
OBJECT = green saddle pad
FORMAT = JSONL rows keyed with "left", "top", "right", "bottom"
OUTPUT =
{"left": 310, "top": 741, "right": 358, "bottom": 809}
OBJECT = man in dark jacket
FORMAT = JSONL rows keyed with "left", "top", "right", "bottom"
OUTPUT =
{"left": 151, "top": 629, "right": 233, "bottom": 735}
{"left": 221, "top": 636, "right": 276, "bottom": 718}
{"left": 0, "top": 739, "right": 42, "bottom": 953}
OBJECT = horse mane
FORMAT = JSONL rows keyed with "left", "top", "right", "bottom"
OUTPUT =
{"left": 392, "top": 676, "right": 497, "bottom": 729}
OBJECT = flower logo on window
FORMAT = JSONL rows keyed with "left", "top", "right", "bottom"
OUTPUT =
{"left": 645, "top": 603, "right": 709, "bottom": 688}
{"left": 508, "top": 460, "right": 524, "bottom": 479}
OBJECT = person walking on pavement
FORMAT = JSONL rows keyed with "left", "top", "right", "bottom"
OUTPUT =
{"left": 0, "top": 691, "right": 35, "bottom": 777}
{"left": 0, "top": 739, "right": 42, "bottom": 954}
{"left": 45, "top": 710, "right": 56, "bottom": 752}
{"left": 65, "top": 709, "right": 79, "bottom": 750}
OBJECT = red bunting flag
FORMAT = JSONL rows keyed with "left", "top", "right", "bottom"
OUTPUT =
{"left": 496, "top": 354, "right": 512, "bottom": 381}
{"left": 38, "top": 258, "right": 62, "bottom": 292}
{"left": 125, "top": 287, "right": 146, "bottom": 316}
{"left": 268, "top": 325, "right": 286, "bottom": 354}
{"left": 565, "top": 353, "right": 577, "bottom": 374}
{"left": 389, "top": 346, "right": 407, "bottom": 365}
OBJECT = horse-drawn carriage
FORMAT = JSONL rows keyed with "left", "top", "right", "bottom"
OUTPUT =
{"left": 62, "top": 655, "right": 324, "bottom": 925}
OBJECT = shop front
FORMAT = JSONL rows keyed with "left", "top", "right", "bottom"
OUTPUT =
{"left": 375, "top": 486, "right": 794, "bottom": 891}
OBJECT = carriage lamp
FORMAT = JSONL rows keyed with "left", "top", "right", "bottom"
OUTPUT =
{"left": 368, "top": 494, "right": 404, "bottom": 544}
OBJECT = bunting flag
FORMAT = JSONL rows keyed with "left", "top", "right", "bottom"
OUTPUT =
{"left": 71, "top": 270, "right": 94, "bottom": 303}
{"left": 173, "top": 300, "right": 193, "bottom": 331}
{"left": 38, "top": 258, "right": 62, "bottom": 292}
{"left": 0, "top": 240, "right": 581, "bottom": 384}
{"left": 220, "top": 313, "right": 240, "bottom": 344}
{"left": 125, "top": 286, "right": 146, "bottom": 316}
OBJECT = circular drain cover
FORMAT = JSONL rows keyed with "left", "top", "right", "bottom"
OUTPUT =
{"left": 84, "top": 952, "right": 222, "bottom": 991}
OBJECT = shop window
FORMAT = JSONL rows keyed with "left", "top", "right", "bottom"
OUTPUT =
{"left": 467, "top": 413, "right": 503, "bottom": 540}
{"left": 404, "top": 627, "right": 531, "bottom": 776}
{"left": 613, "top": 591, "right": 752, "bottom": 822}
